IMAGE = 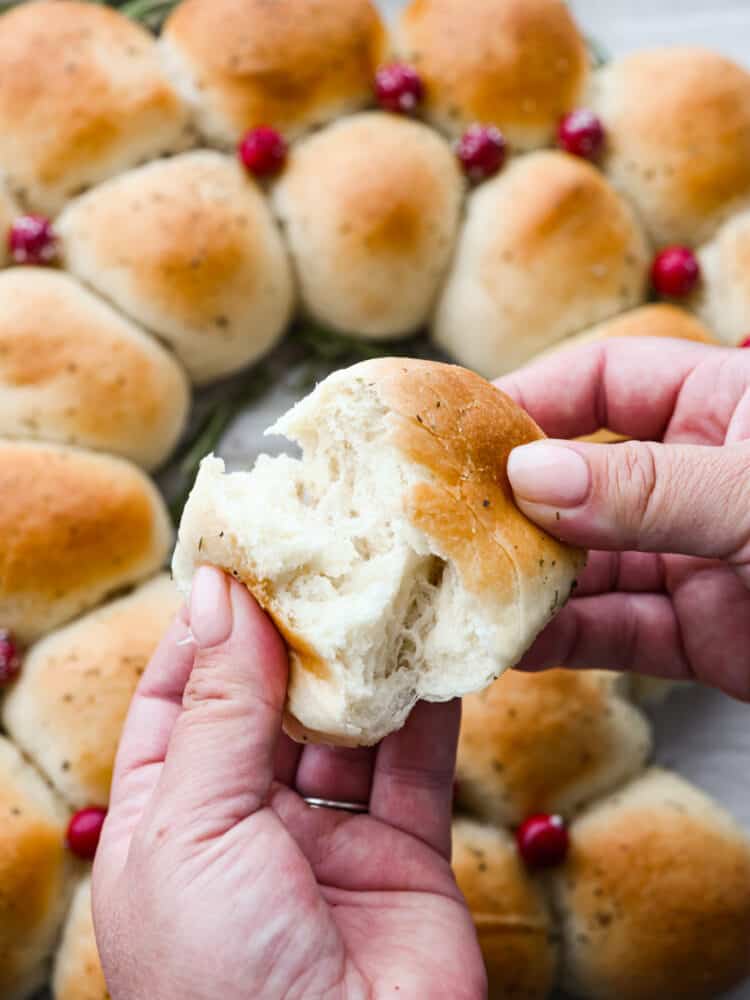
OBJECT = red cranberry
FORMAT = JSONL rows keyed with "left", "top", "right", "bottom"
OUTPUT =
{"left": 66, "top": 807, "right": 107, "bottom": 860}
{"left": 557, "top": 109, "right": 606, "bottom": 161}
{"left": 0, "top": 631, "right": 20, "bottom": 685}
{"left": 374, "top": 63, "right": 424, "bottom": 114}
{"left": 516, "top": 813, "right": 569, "bottom": 869}
{"left": 739, "top": 336, "right": 750, "bottom": 348}
{"left": 8, "top": 215, "right": 58, "bottom": 265}
{"left": 238, "top": 126, "right": 287, "bottom": 177}
{"left": 456, "top": 124, "right": 507, "bottom": 182}
{"left": 651, "top": 246, "right": 701, "bottom": 298}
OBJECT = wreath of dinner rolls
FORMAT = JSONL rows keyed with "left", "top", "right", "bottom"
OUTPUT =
{"left": 52, "top": 877, "right": 108, "bottom": 1000}
{"left": 432, "top": 151, "right": 650, "bottom": 377}
{"left": 693, "top": 208, "right": 750, "bottom": 345}
{"left": 3, "top": 575, "right": 181, "bottom": 810}
{"left": 0, "top": 441, "right": 172, "bottom": 644}
{"left": 0, "top": 268, "right": 190, "bottom": 468}
{"left": 0, "top": 0, "right": 191, "bottom": 215}
{"left": 591, "top": 47, "right": 750, "bottom": 247}
{"left": 398, "top": 0, "right": 588, "bottom": 149}
{"left": 272, "top": 112, "right": 464, "bottom": 340}
{"left": 58, "top": 150, "right": 294, "bottom": 384}
{"left": 161, "top": 0, "right": 388, "bottom": 146}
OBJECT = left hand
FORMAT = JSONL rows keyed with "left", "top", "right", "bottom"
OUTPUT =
{"left": 93, "top": 566, "right": 485, "bottom": 1000}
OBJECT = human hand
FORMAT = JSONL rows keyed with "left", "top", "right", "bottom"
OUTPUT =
{"left": 497, "top": 337, "right": 750, "bottom": 700}
{"left": 92, "top": 566, "right": 485, "bottom": 1000}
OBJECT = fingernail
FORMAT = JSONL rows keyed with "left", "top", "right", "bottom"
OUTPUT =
{"left": 508, "top": 442, "right": 591, "bottom": 508}
{"left": 189, "top": 566, "right": 233, "bottom": 647}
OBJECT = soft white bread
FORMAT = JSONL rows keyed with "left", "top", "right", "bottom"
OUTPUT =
{"left": 173, "top": 359, "right": 585, "bottom": 747}
{"left": 591, "top": 48, "right": 750, "bottom": 246}
{"left": 0, "top": 268, "right": 189, "bottom": 469}
{"left": 398, "top": 0, "right": 588, "bottom": 149}
{"left": 693, "top": 209, "right": 750, "bottom": 344}
{"left": 457, "top": 669, "right": 651, "bottom": 827}
{"left": 0, "top": 441, "right": 172, "bottom": 645}
{"left": 272, "top": 113, "right": 464, "bottom": 340}
{"left": 52, "top": 877, "right": 107, "bottom": 1000}
{"left": 0, "top": 183, "right": 19, "bottom": 268}
{"left": 0, "top": 1, "right": 191, "bottom": 215}
{"left": 161, "top": 0, "right": 388, "bottom": 147}
{"left": 4, "top": 575, "right": 181, "bottom": 810}
{"left": 432, "top": 152, "right": 650, "bottom": 378}
{"left": 452, "top": 819, "right": 557, "bottom": 1000}
{"left": 0, "top": 736, "right": 72, "bottom": 1000}
{"left": 552, "top": 769, "right": 750, "bottom": 1000}
{"left": 57, "top": 151, "right": 294, "bottom": 384}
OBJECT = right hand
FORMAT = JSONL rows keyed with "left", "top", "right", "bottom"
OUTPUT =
{"left": 496, "top": 337, "right": 750, "bottom": 701}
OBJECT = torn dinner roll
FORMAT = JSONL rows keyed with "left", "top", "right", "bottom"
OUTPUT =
{"left": 58, "top": 151, "right": 294, "bottom": 384}
{"left": 173, "top": 358, "right": 585, "bottom": 747}
{"left": 0, "top": 441, "right": 172, "bottom": 645}
{"left": 0, "top": 268, "right": 189, "bottom": 469}
{"left": 432, "top": 152, "right": 650, "bottom": 378}
{"left": 4, "top": 575, "right": 181, "bottom": 810}
{"left": 0, "top": 0, "right": 191, "bottom": 215}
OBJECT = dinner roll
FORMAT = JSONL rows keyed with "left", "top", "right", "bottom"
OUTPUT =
{"left": 173, "top": 359, "right": 585, "bottom": 747}
{"left": 457, "top": 670, "right": 651, "bottom": 827}
{"left": 0, "top": 268, "right": 189, "bottom": 469}
{"left": 432, "top": 152, "right": 649, "bottom": 378}
{"left": 273, "top": 112, "right": 463, "bottom": 340}
{"left": 0, "top": 441, "right": 172, "bottom": 645}
{"left": 452, "top": 819, "right": 557, "bottom": 1000}
{"left": 552, "top": 769, "right": 750, "bottom": 1000}
{"left": 58, "top": 151, "right": 294, "bottom": 384}
{"left": 4, "top": 575, "right": 181, "bottom": 810}
{"left": 0, "top": 736, "right": 72, "bottom": 1000}
{"left": 398, "top": 0, "right": 588, "bottom": 149}
{"left": 0, "top": 1, "right": 191, "bottom": 215}
{"left": 693, "top": 209, "right": 750, "bottom": 344}
{"left": 0, "top": 183, "right": 19, "bottom": 268}
{"left": 591, "top": 48, "right": 750, "bottom": 246}
{"left": 52, "top": 877, "right": 107, "bottom": 1000}
{"left": 161, "top": 0, "right": 388, "bottom": 147}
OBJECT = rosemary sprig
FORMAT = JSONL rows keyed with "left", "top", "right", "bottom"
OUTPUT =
{"left": 292, "top": 322, "right": 403, "bottom": 363}
{"left": 169, "top": 365, "right": 272, "bottom": 525}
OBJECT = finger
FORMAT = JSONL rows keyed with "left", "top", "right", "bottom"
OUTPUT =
{"left": 369, "top": 699, "right": 460, "bottom": 860}
{"left": 507, "top": 438, "right": 750, "bottom": 571}
{"left": 576, "top": 550, "right": 666, "bottom": 596}
{"left": 294, "top": 745, "right": 375, "bottom": 806}
{"left": 496, "top": 337, "right": 721, "bottom": 441}
{"left": 153, "top": 566, "right": 289, "bottom": 835}
{"left": 274, "top": 733, "right": 303, "bottom": 787}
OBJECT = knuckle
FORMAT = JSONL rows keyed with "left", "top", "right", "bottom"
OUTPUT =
{"left": 606, "top": 441, "right": 661, "bottom": 547}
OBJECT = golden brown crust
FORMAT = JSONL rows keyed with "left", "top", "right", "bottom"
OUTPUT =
{"left": 0, "top": 268, "right": 189, "bottom": 469}
{"left": 457, "top": 670, "right": 649, "bottom": 825}
{"left": 367, "top": 358, "right": 585, "bottom": 607}
{"left": 400, "top": 0, "right": 587, "bottom": 145}
{"left": 0, "top": 441, "right": 172, "bottom": 643}
{"left": 452, "top": 820, "right": 556, "bottom": 1000}
{"left": 556, "top": 772, "right": 750, "bottom": 1000}
{"left": 594, "top": 47, "right": 750, "bottom": 245}
{"left": 163, "top": 0, "right": 388, "bottom": 141}
{"left": 52, "top": 878, "right": 108, "bottom": 1000}
{"left": 0, "top": 1, "right": 189, "bottom": 213}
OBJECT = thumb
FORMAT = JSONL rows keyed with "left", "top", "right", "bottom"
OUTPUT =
{"left": 507, "top": 438, "right": 750, "bottom": 565}
{"left": 154, "top": 565, "right": 289, "bottom": 830}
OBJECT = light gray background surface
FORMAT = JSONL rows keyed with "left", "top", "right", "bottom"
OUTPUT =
{"left": 214, "top": 3, "right": 750, "bottom": 997}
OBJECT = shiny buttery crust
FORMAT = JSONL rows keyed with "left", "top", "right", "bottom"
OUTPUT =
{"left": 0, "top": 1, "right": 190, "bottom": 215}
{"left": 52, "top": 877, "right": 108, "bottom": 1000}
{"left": 592, "top": 47, "right": 750, "bottom": 245}
{"left": 0, "top": 441, "right": 172, "bottom": 644}
{"left": 58, "top": 151, "right": 294, "bottom": 384}
{"left": 0, "top": 736, "right": 72, "bottom": 1000}
{"left": 272, "top": 112, "right": 464, "bottom": 339}
{"left": 457, "top": 669, "right": 651, "bottom": 826}
{"left": 399, "top": 0, "right": 588, "bottom": 148}
{"left": 3, "top": 575, "right": 182, "bottom": 809}
{"left": 161, "top": 0, "right": 388, "bottom": 145}
{"left": 0, "top": 268, "right": 190, "bottom": 469}
{"left": 452, "top": 819, "right": 557, "bottom": 1000}
{"left": 433, "top": 151, "right": 650, "bottom": 377}
{"left": 552, "top": 769, "right": 750, "bottom": 1000}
